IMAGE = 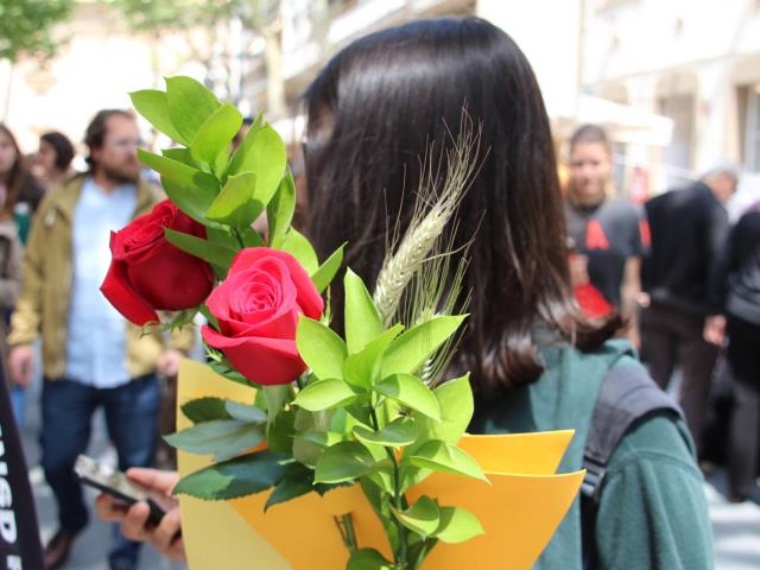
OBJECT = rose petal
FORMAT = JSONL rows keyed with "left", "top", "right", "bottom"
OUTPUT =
{"left": 229, "top": 248, "right": 323, "bottom": 319}
{"left": 100, "top": 259, "right": 160, "bottom": 326}
{"left": 125, "top": 240, "right": 214, "bottom": 310}
{"left": 202, "top": 326, "right": 306, "bottom": 385}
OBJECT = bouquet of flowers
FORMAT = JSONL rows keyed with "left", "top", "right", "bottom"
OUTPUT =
{"left": 102, "top": 77, "right": 583, "bottom": 570}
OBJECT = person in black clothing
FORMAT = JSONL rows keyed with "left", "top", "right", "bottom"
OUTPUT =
{"left": 704, "top": 202, "right": 760, "bottom": 502}
{"left": 641, "top": 161, "right": 738, "bottom": 452}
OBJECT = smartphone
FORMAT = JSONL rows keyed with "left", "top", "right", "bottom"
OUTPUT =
{"left": 74, "top": 455, "right": 167, "bottom": 526}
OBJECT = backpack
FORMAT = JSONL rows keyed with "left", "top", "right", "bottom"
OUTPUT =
{"left": 580, "top": 363, "right": 683, "bottom": 569}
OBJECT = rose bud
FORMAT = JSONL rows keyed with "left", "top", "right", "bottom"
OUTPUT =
{"left": 101, "top": 199, "right": 215, "bottom": 325}
{"left": 202, "top": 248, "right": 324, "bottom": 386}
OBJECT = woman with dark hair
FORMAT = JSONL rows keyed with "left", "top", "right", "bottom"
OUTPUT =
{"left": 0, "top": 125, "right": 40, "bottom": 426}
{"left": 35, "top": 130, "right": 77, "bottom": 191}
{"left": 0, "top": 125, "right": 44, "bottom": 245}
{"left": 98, "top": 17, "right": 712, "bottom": 569}
{"left": 304, "top": 17, "right": 711, "bottom": 569}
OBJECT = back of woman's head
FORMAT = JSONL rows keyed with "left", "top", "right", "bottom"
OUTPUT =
{"left": 304, "top": 17, "right": 613, "bottom": 394}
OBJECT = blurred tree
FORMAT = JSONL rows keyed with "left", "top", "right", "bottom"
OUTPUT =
{"left": 106, "top": 0, "right": 294, "bottom": 117}
{"left": 0, "top": 0, "right": 73, "bottom": 62}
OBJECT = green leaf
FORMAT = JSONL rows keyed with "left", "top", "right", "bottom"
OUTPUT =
{"left": 344, "top": 269, "right": 383, "bottom": 354}
{"left": 181, "top": 397, "right": 231, "bottom": 424}
{"left": 411, "top": 374, "right": 474, "bottom": 451}
{"left": 241, "top": 227, "right": 266, "bottom": 247}
{"left": 373, "top": 374, "right": 441, "bottom": 420}
{"left": 164, "top": 228, "right": 236, "bottom": 270}
{"left": 130, "top": 89, "right": 186, "bottom": 144}
{"left": 267, "top": 171, "right": 296, "bottom": 249}
{"left": 314, "top": 441, "right": 376, "bottom": 484}
{"left": 434, "top": 506, "right": 484, "bottom": 544}
{"left": 406, "top": 440, "right": 487, "bottom": 482}
{"left": 293, "top": 378, "right": 358, "bottom": 412}
{"left": 296, "top": 317, "right": 347, "bottom": 381}
{"left": 207, "top": 356, "right": 249, "bottom": 387}
{"left": 165, "top": 420, "right": 264, "bottom": 462}
{"left": 392, "top": 496, "right": 440, "bottom": 537}
{"left": 281, "top": 229, "right": 319, "bottom": 274}
{"left": 293, "top": 431, "right": 344, "bottom": 448}
{"left": 342, "top": 324, "right": 403, "bottom": 392}
{"left": 205, "top": 172, "right": 260, "bottom": 231}
{"left": 224, "top": 401, "right": 267, "bottom": 423}
{"left": 353, "top": 417, "right": 418, "bottom": 447}
{"left": 165, "top": 76, "right": 221, "bottom": 144}
{"left": 381, "top": 315, "right": 466, "bottom": 378}
{"left": 266, "top": 409, "right": 296, "bottom": 455}
{"left": 174, "top": 451, "right": 286, "bottom": 500}
{"left": 347, "top": 548, "right": 393, "bottom": 570}
{"left": 162, "top": 147, "right": 197, "bottom": 168}
{"left": 264, "top": 463, "right": 314, "bottom": 511}
{"left": 228, "top": 121, "right": 287, "bottom": 207}
{"left": 192, "top": 103, "right": 243, "bottom": 176}
{"left": 311, "top": 244, "right": 345, "bottom": 294}
{"left": 137, "top": 149, "right": 219, "bottom": 221}
{"left": 262, "top": 384, "right": 293, "bottom": 421}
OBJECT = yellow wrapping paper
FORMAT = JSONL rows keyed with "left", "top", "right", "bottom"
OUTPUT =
{"left": 177, "top": 359, "right": 584, "bottom": 569}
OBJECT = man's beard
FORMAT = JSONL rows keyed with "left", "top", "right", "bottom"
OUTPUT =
{"left": 102, "top": 164, "right": 140, "bottom": 185}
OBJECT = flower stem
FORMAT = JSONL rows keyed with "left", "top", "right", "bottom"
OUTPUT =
{"left": 333, "top": 514, "right": 358, "bottom": 552}
{"left": 370, "top": 408, "right": 409, "bottom": 567}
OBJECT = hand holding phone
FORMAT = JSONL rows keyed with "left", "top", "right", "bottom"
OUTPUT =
{"left": 74, "top": 455, "right": 168, "bottom": 526}
{"left": 89, "top": 462, "right": 187, "bottom": 562}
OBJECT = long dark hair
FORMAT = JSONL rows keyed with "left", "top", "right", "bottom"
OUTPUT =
{"left": 304, "top": 18, "right": 617, "bottom": 395}
{"left": 0, "top": 124, "right": 34, "bottom": 219}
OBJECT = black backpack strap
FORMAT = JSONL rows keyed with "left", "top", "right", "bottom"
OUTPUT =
{"left": 580, "top": 363, "right": 683, "bottom": 569}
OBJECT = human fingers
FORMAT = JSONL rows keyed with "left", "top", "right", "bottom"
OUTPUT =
{"left": 125, "top": 468, "right": 179, "bottom": 496}
{"left": 151, "top": 509, "right": 186, "bottom": 562}
{"left": 94, "top": 494, "right": 129, "bottom": 523}
{"left": 119, "top": 502, "right": 153, "bottom": 542}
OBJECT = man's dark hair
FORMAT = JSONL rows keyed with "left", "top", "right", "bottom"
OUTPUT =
{"left": 83, "top": 109, "right": 134, "bottom": 169}
{"left": 40, "top": 131, "right": 75, "bottom": 171}
{"left": 304, "top": 18, "right": 618, "bottom": 394}
{"left": 570, "top": 124, "right": 612, "bottom": 155}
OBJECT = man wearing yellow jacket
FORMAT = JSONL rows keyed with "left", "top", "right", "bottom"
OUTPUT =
{"left": 7, "top": 110, "right": 193, "bottom": 570}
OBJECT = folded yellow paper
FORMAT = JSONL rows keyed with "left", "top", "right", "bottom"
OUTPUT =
{"left": 177, "top": 359, "right": 583, "bottom": 569}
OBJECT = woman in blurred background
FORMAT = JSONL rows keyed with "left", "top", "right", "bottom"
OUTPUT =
{"left": 34, "top": 130, "right": 76, "bottom": 192}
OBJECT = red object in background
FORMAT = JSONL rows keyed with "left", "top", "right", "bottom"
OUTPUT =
{"left": 574, "top": 283, "right": 613, "bottom": 318}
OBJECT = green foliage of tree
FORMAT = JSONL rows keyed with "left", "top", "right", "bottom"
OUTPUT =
{"left": 0, "top": 0, "right": 73, "bottom": 62}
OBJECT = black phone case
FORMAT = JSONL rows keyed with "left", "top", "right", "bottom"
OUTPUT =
{"left": 77, "top": 474, "right": 166, "bottom": 526}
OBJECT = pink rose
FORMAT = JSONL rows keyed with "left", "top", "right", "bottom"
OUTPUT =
{"left": 202, "top": 248, "right": 324, "bottom": 385}
{"left": 101, "top": 199, "right": 215, "bottom": 325}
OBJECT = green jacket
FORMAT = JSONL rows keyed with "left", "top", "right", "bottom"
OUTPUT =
{"left": 470, "top": 339, "right": 713, "bottom": 570}
{"left": 8, "top": 174, "right": 194, "bottom": 380}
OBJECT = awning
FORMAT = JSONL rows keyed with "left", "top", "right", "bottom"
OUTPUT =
{"left": 553, "top": 94, "right": 674, "bottom": 147}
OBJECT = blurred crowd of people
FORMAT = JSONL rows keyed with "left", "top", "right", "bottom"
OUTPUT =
{"left": 562, "top": 121, "right": 759, "bottom": 506}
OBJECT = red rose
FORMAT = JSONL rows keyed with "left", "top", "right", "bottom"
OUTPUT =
{"left": 201, "top": 248, "right": 324, "bottom": 386}
{"left": 101, "top": 199, "right": 215, "bottom": 325}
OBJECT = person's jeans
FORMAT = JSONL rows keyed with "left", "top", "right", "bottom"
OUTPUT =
{"left": 41, "top": 375, "right": 160, "bottom": 569}
{"left": 641, "top": 302, "right": 719, "bottom": 452}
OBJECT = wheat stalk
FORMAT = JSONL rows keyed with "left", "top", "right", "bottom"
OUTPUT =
{"left": 372, "top": 118, "right": 481, "bottom": 326}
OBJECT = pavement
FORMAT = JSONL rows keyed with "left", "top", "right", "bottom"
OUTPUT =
{"left": 16, "top": 370, "right": 760, "bottom": 569}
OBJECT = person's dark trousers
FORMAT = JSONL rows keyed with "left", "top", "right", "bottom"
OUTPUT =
{"left": 728, "top": 380, "right": 759, "bottom": 498}
{"left": 41, "top": 374, "right": 160, "bottom": 569}
{"left": 641, "top": 301, "right": 719, "bottom": 452}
